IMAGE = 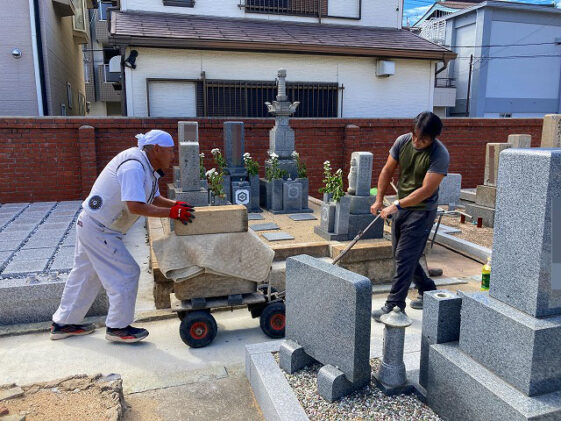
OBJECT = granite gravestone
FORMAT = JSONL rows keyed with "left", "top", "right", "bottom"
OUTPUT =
{"left": 279, "top": 255, "right": 371, "bottom": 402}
{"left": 541, "top": 114, "right": 561, "bottom": 148}
{"left": 348, "top": 152, "right": 373, "bottom": 196}
{"left": 508, "top": 134, "right": 531, "bottom": 149}
{"left": 168, "top": 122, "right": 208, "bottom": 206}
{"left": 424, "top": 149, "right": 561, "bottom": 421}
{"left": 437, "top": 173, "right": 462, "bottom": 207}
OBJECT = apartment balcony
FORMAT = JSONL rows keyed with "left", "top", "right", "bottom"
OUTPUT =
{"left": 93, "top": 11, "right": 110, "bottom": 44}
{"left": 97, "top": 64, "right": 121, "bottom": 102}
{"left": 434, "top": 78, "right": 456, "bottom": 107}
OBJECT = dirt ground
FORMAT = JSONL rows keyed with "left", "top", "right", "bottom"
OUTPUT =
{"left": 0, "top": 375, "right": 124, "bottom": 421}
{"left": 439, "top": 214, "right": 494, "bottom": 249}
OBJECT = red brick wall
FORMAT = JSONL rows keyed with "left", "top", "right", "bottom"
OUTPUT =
{"left": 0, "top": 117, "right": 543, "bottom": 203}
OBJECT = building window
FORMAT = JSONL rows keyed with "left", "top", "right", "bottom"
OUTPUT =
{"left": 245, "top": 0, "right": 327, "bottom": 17}
{"left": 162, "top": 0, "right": 195, "bottom": 7}
{"left": 67, "top": 82, "right": 73, "bottom": 109}
{"left": 72, "top": 0, "right": 86, "bottom": 32}
{"left": 99, "top": 1, "right": 113, "bottom": 20}
{"left": 197, "top": 79, "right": 339, "bottom": 117}
{"left": 500, "top": 113, "right": 512, "bottom": 118}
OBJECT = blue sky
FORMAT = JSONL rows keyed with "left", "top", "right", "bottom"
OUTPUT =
{"left": 403, "top": 0, "right": 560, "bottom": 26}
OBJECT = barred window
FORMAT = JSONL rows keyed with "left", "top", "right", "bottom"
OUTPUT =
{"left": 197, "top": 79, "right": 339, "bottom": 118}
{"left": 245, "top": 0, "right": 327, "bottom": 17}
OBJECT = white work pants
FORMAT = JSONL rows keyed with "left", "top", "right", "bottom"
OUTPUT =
{"left": 52, "top": 211, "right": 141, "bottom": 328}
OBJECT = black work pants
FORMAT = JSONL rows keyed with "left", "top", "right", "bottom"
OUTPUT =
{"left": 386, "top": 209, "right": 437, "bottom": 310}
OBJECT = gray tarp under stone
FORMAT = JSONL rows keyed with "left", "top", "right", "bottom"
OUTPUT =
{"left": 153, "top": 229, "right": 274, "bottom": 284}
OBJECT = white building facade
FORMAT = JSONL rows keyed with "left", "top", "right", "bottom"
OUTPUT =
{"left": 109, "top": 0, "right": 455, "bottom": 118}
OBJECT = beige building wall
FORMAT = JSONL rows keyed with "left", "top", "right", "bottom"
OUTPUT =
{"left": 39, "top": 1, "right": 87, "bottom": 116}
{"left": 0, "top": 1, "right": 39, "bottom": 116}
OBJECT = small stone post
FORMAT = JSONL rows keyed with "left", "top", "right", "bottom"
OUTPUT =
{"left": 374, "top": 307, "right": 416, "bottom": 395}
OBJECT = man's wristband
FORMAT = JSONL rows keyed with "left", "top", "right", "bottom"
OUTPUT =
{"left": 393, "top": 200, "right": 402, "bottom": 210}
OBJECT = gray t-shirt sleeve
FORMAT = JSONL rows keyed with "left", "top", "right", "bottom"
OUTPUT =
{"left": 428, "top": 141, "right": 450, "bottom": 175}
{"left": 389, "top": 133, "right": 412, "bottom": 161}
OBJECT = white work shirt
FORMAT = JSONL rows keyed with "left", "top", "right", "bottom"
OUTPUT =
{"left": 117, "top": 160, "right": 161, "bottom": 203}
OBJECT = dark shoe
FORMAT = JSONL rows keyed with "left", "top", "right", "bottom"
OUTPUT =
{"left": 105, "top": 325, "right": 149, "bottom": 343}
{"left": 410, "top": 295, "right": 424, "bottom": 310}
{"left": 50, "top": 322, "right": 96, "bottom": 340}
{"left": 428, "top": 268, "right": 443, "bottom": 277}
{"left": 372, "top": 304, "right": 395, "bottom": 323}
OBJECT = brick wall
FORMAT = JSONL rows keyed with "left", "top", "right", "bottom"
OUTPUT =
{"left": 0, "top": 117, "right": 543, "bottom": 203}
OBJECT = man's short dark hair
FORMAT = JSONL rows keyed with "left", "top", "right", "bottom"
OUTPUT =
{"left": 413, "top": 111, "right": 443, "bottom": 140}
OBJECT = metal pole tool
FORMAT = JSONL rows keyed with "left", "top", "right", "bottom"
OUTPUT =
{"left": 332, "top": 214, "right": 384, "bottom": 266}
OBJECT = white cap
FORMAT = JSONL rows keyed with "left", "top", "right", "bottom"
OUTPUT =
{"left": 135, "top": 130, "right": 174, "bottom": 149}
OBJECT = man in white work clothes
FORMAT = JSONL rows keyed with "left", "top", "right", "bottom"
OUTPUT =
{"left": 51, "top": 130, "right": 195, "bottom": 343}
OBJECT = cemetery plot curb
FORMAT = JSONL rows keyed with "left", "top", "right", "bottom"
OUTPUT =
{"left": 430, "top": 230, "right": 491, "bottom": 264}
{"left": 245, "top": 341, "right": 309, "bottom": 421}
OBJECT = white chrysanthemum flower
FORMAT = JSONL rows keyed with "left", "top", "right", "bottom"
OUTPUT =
{"left": 270, "top": 153, "right": 279, "bottom": 159}
{"left": 211, "top": 148, "right": 220, "bottom": 155}
{"left": 335, "top": 169, "right": 343, "bottom": 175}
{"left": 205, "top": 168, "right": 216, "bottom": 177}
{"left": 323, "top": 160, "right": 331, "bottom": 166}
{"left": 199, "top": 153, "right": 205, "bottom": 158}
{"left": 291, "top": 151, "right": 299, "bottom": 158}
{"left": 243, "top": 152, "right": 251, "bottom": 158}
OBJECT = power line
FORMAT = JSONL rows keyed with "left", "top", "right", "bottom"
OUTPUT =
{"left": 453, "top": 53, "right": 561, "bottom": 59}
{"left": 448, "top": 41, "right": 560, "bottom": 48}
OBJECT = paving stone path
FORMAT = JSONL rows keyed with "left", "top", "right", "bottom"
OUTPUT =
{"left": 0, "top": 201, "right": 82, "bottom": 279}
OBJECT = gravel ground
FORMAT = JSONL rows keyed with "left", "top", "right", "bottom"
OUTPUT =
{"left": 275, "top": 355, "right": 441, "bottom": 421}
{"left": 440, "top": 214, "right": 494, "bottom": 249}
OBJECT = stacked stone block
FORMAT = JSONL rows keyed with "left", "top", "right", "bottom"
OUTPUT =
{"left": 424, "top": 149, "right": 561, "bottom": 420}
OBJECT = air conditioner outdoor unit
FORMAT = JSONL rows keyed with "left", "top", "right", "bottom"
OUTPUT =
{"left": 376, "top": 60, "right": 395, "bottom": 77}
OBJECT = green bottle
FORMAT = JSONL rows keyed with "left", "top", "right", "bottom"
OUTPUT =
{"left": 481, "top": 257, "right": 491, "bottom": 291}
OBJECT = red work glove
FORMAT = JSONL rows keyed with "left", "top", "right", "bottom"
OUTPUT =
{"left": 175, "top": 201, "right": 194, "bottom": 211}
{"left": 169, "top": 203, "right": 195, "bottom": 225}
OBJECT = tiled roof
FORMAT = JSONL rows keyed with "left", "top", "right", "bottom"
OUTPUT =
{"left": 111, "top": 11, "right": 455, "bottom": 61}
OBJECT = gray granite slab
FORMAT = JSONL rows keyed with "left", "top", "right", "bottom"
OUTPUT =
{"left": 61, "top": 236, "right": 76, "bottom": 247}
{"left": 2, "top": 231, "right": 31, "bottom": 241}
{"left": 0, "top": 281, "right": 108, "bottom": 324}
{"left": 289, "top": 214, "right": 317, "bottom": 221}
{"left": 283, "top": 180, "right": 303, "bottom": 212}
{"left": 4, "top": 222, "right": 36, "bottom": 231}
{"left": 427, "top": 342, "right": 561, "bottom": 421}
{"left": 285, "top": 255, "right": 371, "bottom": 384}
{"left": 475, "top": 185, "right": 497, "bottom": 208}
{"left": 12, "top": 248, "right": 54, "bottom": 261}
{"left": 250, "top": 223, "right": 280, "bottom": 231}
{"left": 348, "top": 195, "right": 376, "bottom": 215}
{"left": 248, "top": 213, "right": 265, "bottom": 221}
{"left": 347, "top": 213, "right": 384, "bottom": 240}
{"left": 465, "top": 203, "right": 495, "bottom": 227}
{"left": 491, "top": 149, "right": 561, "bottom": 317}
{"left": 334, "top": 196, "right": 351, "bottom": 235}
{"left": 0, "top": 251, "right": 12, "bottom": 266}
{"left": 419, "top": 290, "right": 462, "bottom": 388}
{"left": 0, "top": 240, "right": 23, "bottom": 252}
{"left": 2, "top": 259, "right": 49, "bottom": 275}
{"left": 50, "top": 247, "right": 75, "bottom": 271}
{"left": 438, "top": 173, "right": 462, "bottom": 206}
{"left": 262, "top": 232, "right": 294, "bottom": 241}
{"left": 459, "top": 292, "right": 561, "bottom": 396}
{"left": 22, "top": 237, "right": 62, "bottom": 250}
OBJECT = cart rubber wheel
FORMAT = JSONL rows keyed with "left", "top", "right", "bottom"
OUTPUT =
{"left": 257, "top": 284, "right": 278, "bottom": 295}
{"left": 179, "top": 311, "right": 217, "bottom": 348}
{"left": 260, "top": 302, "right": 286, "bottom": 339}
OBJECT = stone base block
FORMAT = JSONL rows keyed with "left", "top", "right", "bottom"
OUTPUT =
{"left": 279, "top": 339, "right": 317, "bottom": 374}
{"left": 465, "top": 203, "right": 495, "bottom": 227}
{"left": 372, "top": 372, "right": 418, "bottom": 396}
{"left": 317, "top": 364, "right": 370, "bottom": 402}
{"left": 348, "top": 195, "right": 376, "bottom": 215}
{"left": 313, "top": 226, "right": 350, "bottom": 241}
{"left": 475, "top": 185, "right": 497, "bottom": 208}
{"left": 420, "top": 290, "right": 462, "bottom": 388}
{"left": 460, "top": 189, "right": 476, "bottom": 203}
{"left": 427, "top": 342, "right": 561, "bottom": 421}
{"left": 170, "top": 187, "right": 209, "bottom": 207}
{"left": 340, "top": 259, "right": 395, "bottom": 283}
{"left": 174, "top": 273, "right": 256, "bottom": 301}
{"left": 459, "top": 292, "right": 561, "bottom": 396}
{"left": 347, "top": 214, "right": 384, "bottom": 240}
{"left": 0, "top": 281, "right": 108, "bottom": 324}
{"left": 270, "top": 207, "right": 313, "bottom": 215}
{"left": 174, "top": 204, "right": 248, "bottom": 236}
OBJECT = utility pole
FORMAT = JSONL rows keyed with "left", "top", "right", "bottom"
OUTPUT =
{"left": 465, "top": 54, "right": 473, "bottom": 117}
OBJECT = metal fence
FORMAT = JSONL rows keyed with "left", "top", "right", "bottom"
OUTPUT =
{"left": 242, "top": 0, "right": 327, "bottom": 17}
{"left": 197, "top": 79, "right": 340, "bottom": 117}
{"left": 435, "top": 78, "right": 456, "bottom": 88}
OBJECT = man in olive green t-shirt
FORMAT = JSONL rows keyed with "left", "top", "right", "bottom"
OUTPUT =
{"left": 371, "top": 112, "right": 450, "bottom": 321}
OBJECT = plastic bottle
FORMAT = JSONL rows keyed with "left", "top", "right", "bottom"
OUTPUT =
{"left": 481, "top": 257, "right": 491, "bottom": 291}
